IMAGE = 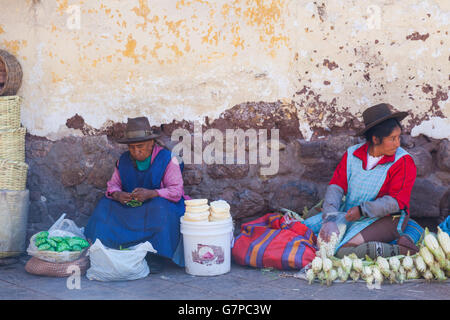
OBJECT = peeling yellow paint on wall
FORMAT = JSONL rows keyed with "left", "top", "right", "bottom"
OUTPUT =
{"left": 1, "top": 40, "right": 27, "bottom": 56}
{"left": 169, "top": 44, "right": 184, "bottom": 58}
{"left": 150, "top": 42, "right": 163, "bottom": 59}
{"left": 165, "top": 20, "right": 185, "bottom": 38}
{"left": 56, "top": 0, "right": 69, "bottom": 16}
{"left": 122, "top": 34, "right": 139, "bottom": 64}
{"left": 132, "top": 0, "right": 152, "bottom": 30}
{"left": 0, "top": 0, "right": 447, "bottom": 139}
{"left": 51, "top": 72, "right": 63, "bottom": 83}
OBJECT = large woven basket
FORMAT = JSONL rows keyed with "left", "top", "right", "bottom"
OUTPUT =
{"left": 0, "top": 96, "right": 21, "bottom": 129}
{"left": 0, "top": 127, "right": 26, "bottom": 162}
{"left": 0, "top": 159, "right": 28, "bottom": 191}
{"left": 25, "top": 254, "right": 90, "bottom": 277}
{"left": 0, "top": 49, "right": 23, "bottom": 96}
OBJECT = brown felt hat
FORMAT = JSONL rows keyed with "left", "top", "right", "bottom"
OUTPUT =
{"left": 356, "top": 103, "right": 408, "bottom": 136}
{"left": 117, "top": 117, "right": 160, "bottom": 144}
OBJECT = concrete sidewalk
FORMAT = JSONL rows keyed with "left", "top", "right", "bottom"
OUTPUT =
{"left": 0, "top": 255, "right": 448, "bottom": 300}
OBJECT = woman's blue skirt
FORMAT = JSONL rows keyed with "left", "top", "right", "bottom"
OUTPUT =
{"left": 84, "top": 196, "right": 185, "bottom": 266}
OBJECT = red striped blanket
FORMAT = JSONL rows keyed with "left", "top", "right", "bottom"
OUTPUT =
{"left": 232, "top": 213, "right": 317, "bottom": 270}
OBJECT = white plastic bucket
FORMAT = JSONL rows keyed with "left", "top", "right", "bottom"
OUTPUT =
{"left": 180, "top": 216, "right": 233, "bottom": 276}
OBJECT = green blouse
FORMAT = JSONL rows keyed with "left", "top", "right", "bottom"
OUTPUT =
{"left": 136, "top": 156, "right": 151, "bottom": 171}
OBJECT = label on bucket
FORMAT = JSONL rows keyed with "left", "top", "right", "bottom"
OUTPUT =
{"left": 192, "top": 244, "right": 224, "bottom": 266}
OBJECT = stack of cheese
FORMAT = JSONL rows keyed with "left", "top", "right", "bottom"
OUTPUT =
{"left": 183, "top": 199, "right": 232, "bottom": 222}
{"left": 209, "top": 200, "right": 231, "bottom": 222}
{"left": 184, "top": 199, "right": 210, "bottom": 222}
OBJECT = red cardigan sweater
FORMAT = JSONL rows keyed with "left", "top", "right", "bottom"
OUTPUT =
{"left": 329, "top": 143, "right": 417, "bottom": 214}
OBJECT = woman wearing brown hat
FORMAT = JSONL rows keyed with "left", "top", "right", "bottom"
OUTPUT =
{"left": 303, "top": 103, "right": 424, "bottom": 259}
{"left": 84, "top": 117, "right": 189, "bottom": 273}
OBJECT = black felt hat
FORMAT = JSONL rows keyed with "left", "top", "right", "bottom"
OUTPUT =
{"left": 117, "top": 117, "right": 160, "bottom": 144}
{"left": 356, "top": 103, "right": 408, "bottom": 136}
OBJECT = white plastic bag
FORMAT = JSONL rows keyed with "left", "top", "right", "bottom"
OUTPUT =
{"left": 48, "top": 213, "right": 85, "bottom": 238}
{"left": 26, "top": 213, "right": 87, "bottom": 263}
{"left": 86, "top": 239, "right": 157, "bottom": 281}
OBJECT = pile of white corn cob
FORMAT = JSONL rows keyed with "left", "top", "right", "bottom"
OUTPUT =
{"left": 306, "top": 227, "right": 449, "bottom": 288}
{"left": 317, "top": 222, "right": 347, "bottom": 258}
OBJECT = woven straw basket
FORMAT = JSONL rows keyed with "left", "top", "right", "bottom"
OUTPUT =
{"left": 0, "top": 127, "right": 26, "bottom": 162}
{"left": 0, "top": 159, "right": 28, "bottom": 191}
{"left": 0, "top": 96, "right": 21, "bottom": 129}
{"left": 0, "top": 49, "right": 23, "bottom": 96}
{"left": 25, "top": 254, "right": 90, "bottom": 277}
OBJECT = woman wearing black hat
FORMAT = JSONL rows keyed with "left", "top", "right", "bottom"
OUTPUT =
{"left": 84, "top": 117, "right": 188, "bottom": 272}
{"left": 304, "top": 103, "right": 424, "bottom": 259}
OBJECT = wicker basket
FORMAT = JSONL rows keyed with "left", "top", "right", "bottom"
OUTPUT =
{"left": 0, "top": 96, "right": 21, "bottom": 129}
{"left": 0, "top": 159, "right": 28, "bottom": 191}
{"left": 0, "top": 59, "right": 5, "bottom": 85}
{"left": 25, "top": 254, "right": 90, "bottom": 277}
{"left": 0, "top": 50, "right": 23, "bottom": 96}
{"left": 0, "top": 127, "right": 26, "bottom": 162}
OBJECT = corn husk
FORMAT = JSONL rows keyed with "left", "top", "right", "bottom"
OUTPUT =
{"left": 376, "top": 256, "right": 390, "bottom": 277}
{"left": 306, "top": 268, "right": 315, "bottom": 284}
{"left": 436, "top": 226, "right": 450, "bottom": 259}
{"left": 318, "top": 232, "right": 340, "bottom": 258}
{"left": 372, "top": 265, "right": 383, "bottom": 285}
{"left": 348, "top": 253, "right": 358, "bottom": 260}
{"left": 352, "top": 257, "right": 363, "bottom": 273}
{"left": 388, "top": 255, "right": 401, "bottom": 273}
{"left": 330, "top": 256, "right": 342, "bottom": 268}
{"left": 424, "top": 228, "right": 447, "bottom": 269}
{"left": 322, "top": 257, "right": 332, "bottom": 273}
{"left": 317, "top": 213, "right": 347, "bottom": 257}
{"left": 341, "top": 255, "right": 353, "bottom": 274}
{"left": 397, "top": 266, "right": 406, "bottom": 284}
{"left": 419, "top": 245, "right": 435, "bottom": 267}
{"left": 365, "top": 274, "right": 374, "bottom": 289}
{"left": 337, "top": 266, "right": 349, "bottom": 282}
{"left": 422, "top": 269, "right": 433, "bottom": 281}
{"left": 350, "top": 270, "right": 360, "bottom": 282}
{"left": 317, "top": 271, "right": 326, "bottom": 285}
{"left": 311, "top": 256, "right": 322, "bottom": 273}
{"left": 402, "top": 252, "right": 414, "bottom": 271}
{"left": 327, "top": 268, "right": 338, "bottom": 286}
{"left": 414, "top": 255, "right": 427, "bottom": 273}
{"left": 362, "top": 265, "right": 372, "bottom": 279}
{"left": 430, "top": 262, "right": 447, "bottom": 282}
{"left": 388, "top": 270, "right": 397, "bottom": 284}
{"left": 406, "top": 267, "right": 420, "bottom": 280}
{"left": 446, "top": 269, "right": 450, "bottom": 278}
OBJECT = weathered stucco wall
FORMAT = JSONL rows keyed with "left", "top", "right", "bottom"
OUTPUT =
{"left": 0, "top": 0, "right": 449, "bottom": 140}
{"left": 1, "top": 1, "right": 449, "bottom": 237}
